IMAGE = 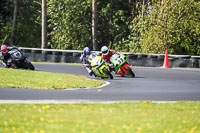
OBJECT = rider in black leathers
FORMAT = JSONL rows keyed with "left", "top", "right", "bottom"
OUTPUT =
{"left": 0, "top": 44, "right": 17, "bottom": 68}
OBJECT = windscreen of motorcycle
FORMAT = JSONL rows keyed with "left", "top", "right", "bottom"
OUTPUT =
{"left": 89, "top": 53, "right": 103, "bottom": 67}
{"left": 88, "top": 53, "right": 97, "bottom": 62}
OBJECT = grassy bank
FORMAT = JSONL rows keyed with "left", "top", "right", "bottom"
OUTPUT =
{"left": 0, "top": 68, "right": 104, "bottom": 89}
{"left": 0, "top": 101, "right": 199, "bottom": 133}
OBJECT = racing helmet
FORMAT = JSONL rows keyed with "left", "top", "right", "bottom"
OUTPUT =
{"left": 1, "top": 45, "right": 8, "bottom": 54}
{"left": 101, "top": 46, "right": 109, "bottom": 56}
{"left": 83, "top": 47, "right": 91, "bottom": 55}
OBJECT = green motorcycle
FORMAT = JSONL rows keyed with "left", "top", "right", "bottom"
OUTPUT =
{"left": 110, "top": 53, "right": 135, "bottom": 77}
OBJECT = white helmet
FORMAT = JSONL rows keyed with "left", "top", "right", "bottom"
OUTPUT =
{"left": 101, "top": 46, "right": 109, "bottom": 55}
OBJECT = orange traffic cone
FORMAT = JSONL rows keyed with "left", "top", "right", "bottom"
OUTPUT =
{"left": 163, "top": 50, "right": 170, "bottom": 68}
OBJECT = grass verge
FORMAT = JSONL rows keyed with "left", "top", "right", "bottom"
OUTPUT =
{"left": 0, "top": 101, "right": 199, "bottom": 133}
{"left": 0, "top": 68, "right": 104, "bottom": 89}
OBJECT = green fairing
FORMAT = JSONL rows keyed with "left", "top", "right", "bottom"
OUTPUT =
{"left": 110, "top": 53, "right": 127, "bottom": 72}
{"left": 110, "top": 53, "right": 135, "bottom": 77}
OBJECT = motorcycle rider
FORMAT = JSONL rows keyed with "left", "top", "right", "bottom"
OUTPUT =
{"left": 0, "top": 44, "right": 12, "bottom": 68}
{"left": 80, "top": 47, "right": 95, "bottom": 76}
{"left": 101, "top": 46, "right": 117, "bottom": 71}
{"left": 101, "top": 46, "right": 124, "bottom": 75}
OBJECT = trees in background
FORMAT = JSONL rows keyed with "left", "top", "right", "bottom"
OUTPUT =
{"left": 47, "top": 0, "right": 132, "bottom": 50}
{"left": 0, "top": 0, "right": 41, "bottom": 48}
{"left": 0, "top": 0, "right": 199, "bottom": 55}
{"left": 47, "top": 0, "right": 92, "bottom": 50}
{"left": 10, "top": 0, "right": 17, "bottom": 45}
{"left": 0, "top": 0, "right": 13, "bottom": 45}
{"left": 126, "top": 0, "right": 200, "bottom": 55}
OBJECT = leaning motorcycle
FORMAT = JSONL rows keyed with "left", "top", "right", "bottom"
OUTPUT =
{"left": 88, "top": 53, "right": 113, "bottom": 79}
{"left": 2, "top": 48, "right": 35, "bottom": 70}
{"left": 110, "top": 52, "right": 135, "bottom": 77}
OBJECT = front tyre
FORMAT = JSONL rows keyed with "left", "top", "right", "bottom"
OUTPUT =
{"left": 24, "top": 60, "right": 35, "bottom": 70}
{"left": 103, "top": 67, "right": 113, "bottom": 79}
{"left": 125, "top": 66, "right": 135, "bottom": 78}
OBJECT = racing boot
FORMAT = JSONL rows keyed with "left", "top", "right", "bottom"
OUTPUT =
{"left": 2, "top": 61, "right": 10, "bottom": 68}
{"left": 86, "top": 67, "right": 93, "bottom": 76}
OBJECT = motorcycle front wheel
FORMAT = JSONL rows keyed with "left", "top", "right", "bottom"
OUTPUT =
{"left": 24, "top": 60, "right": 35, "bottom": 70}
{"left": 125, "top": 66, "right": 135, "bottom": 78}
{"left": 103, "top": 67, "right": 113, "bottom": 79}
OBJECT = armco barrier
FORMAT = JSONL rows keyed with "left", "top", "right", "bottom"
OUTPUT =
{"left": 21, "top": 48, "right": 82, "bottom": 63}
{"left": 19, "top": 47, "right": 200, "bottom": 68}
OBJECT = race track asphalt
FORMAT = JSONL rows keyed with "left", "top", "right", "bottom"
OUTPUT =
{"left": 0, "top": 63, "right": 200, "bottom": 102}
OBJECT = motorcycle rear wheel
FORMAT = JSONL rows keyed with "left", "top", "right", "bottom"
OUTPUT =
{"left": 103, "top": 68, "right": 113, "bottom": 79}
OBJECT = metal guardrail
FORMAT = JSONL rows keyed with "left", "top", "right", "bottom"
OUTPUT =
{"left": 19, "top": 47, "right": 83, "bottom": 53}
{"left": 2, "top": 47, "right": 200, "bottom": 68}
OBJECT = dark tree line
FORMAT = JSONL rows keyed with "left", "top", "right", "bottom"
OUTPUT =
{"left": 0, "top": 0, "right": 200, "bottom": 55}
{"left": 0, "top": 0, "right": 41, "bottom": 48}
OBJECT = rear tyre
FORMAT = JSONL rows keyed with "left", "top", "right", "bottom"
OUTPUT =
{"left": 125, "top": 66, "right": 135, "bottom": 78}
{"left": 103, "top": 68, "right": 113, "bottom": 79}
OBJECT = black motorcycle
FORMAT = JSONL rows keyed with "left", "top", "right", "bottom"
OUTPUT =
{"left": 2, "top": 48, "right": 35, "bottom": 70}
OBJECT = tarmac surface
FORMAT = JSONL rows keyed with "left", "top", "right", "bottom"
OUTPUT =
{"left": 0, "top": 63, "right": 200, "bottom": 102}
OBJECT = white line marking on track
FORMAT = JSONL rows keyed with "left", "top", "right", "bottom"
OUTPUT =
{"left": 63, "top": 81, "right": 110, "bottom": 91}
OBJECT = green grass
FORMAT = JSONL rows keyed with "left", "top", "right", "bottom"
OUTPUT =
{"left": 0, "top": 68, "right": 104, "bottom": 89}
{"left": 0, "top": 101, "right": 199, "bottom": 133}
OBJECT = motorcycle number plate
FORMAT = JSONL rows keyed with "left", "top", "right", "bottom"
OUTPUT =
{"left": 117, "top": 58, "right": 124, "bottom": 64}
